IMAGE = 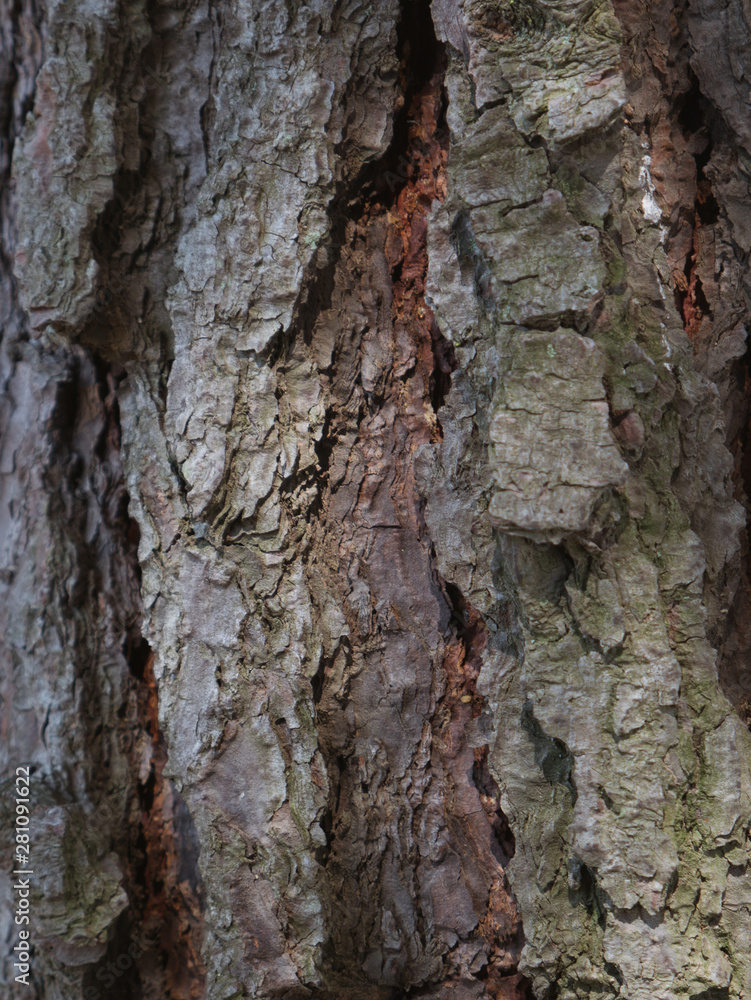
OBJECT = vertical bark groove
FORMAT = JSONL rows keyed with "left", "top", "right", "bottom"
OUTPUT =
{"left": 293, "top": 4, "right": 531, "bottom": 995}
{"left": 613, "top": 0, "right": 751, "bottom": 724}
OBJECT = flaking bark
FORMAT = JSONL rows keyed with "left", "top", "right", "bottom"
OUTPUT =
{"left": 2, "top": 1, "right": 751, "bottom": 999}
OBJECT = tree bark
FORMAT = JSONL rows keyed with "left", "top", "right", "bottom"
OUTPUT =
{"left": 2, "top": 1, "right": 751, "bottom": 999}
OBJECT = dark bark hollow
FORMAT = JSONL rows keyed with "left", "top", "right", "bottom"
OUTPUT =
{"left": 2, "top": 0, "right": 751, "bottom": 999}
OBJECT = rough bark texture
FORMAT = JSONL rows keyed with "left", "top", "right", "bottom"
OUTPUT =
{"left": 2, "top": 1, "right": 751, "bottom": 999}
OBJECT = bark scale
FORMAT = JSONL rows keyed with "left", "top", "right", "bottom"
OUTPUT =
{"left": 1, "top": 1, "right": 751, "bottom": 999}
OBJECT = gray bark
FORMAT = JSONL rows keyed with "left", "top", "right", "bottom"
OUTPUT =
{"left": 2, "top": 1, "right": 751, "bottom": 999}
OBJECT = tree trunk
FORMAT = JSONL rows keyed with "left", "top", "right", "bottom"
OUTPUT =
{"left": 2, "top": 0, "right": 751, "bottom": 998}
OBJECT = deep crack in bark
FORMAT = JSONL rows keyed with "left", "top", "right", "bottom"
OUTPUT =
{"left": 73, "top": 356, "right": 207, "bottom": 1000}
{"left": 292, "top": 2, "right": 532, "bottom": 995}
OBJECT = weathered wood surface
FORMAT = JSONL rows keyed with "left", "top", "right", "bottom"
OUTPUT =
{"left": 2, "top": 1, "right": 751, "bottom": 998}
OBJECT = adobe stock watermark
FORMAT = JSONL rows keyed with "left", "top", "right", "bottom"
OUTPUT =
{"left": 83, "top": 930, "right": 154, "bottom": 1000}
{"left": 6, "top": 764, "right": 151, "bottom": 995}
{"left": 11, "top": 765, "right": 33, "bottom": 987}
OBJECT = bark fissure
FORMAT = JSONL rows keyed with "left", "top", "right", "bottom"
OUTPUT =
{"left": 672, "top": 72, "right": 718, "bottom": 342}
{"left": 61, "top": 353, "right": 205, "bottom": 1000}
{"left": 613, "top": 0, "right": 751, "bottom": 725}
{"left": 295, "top": 2, "right": 531, "bottom": 995}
